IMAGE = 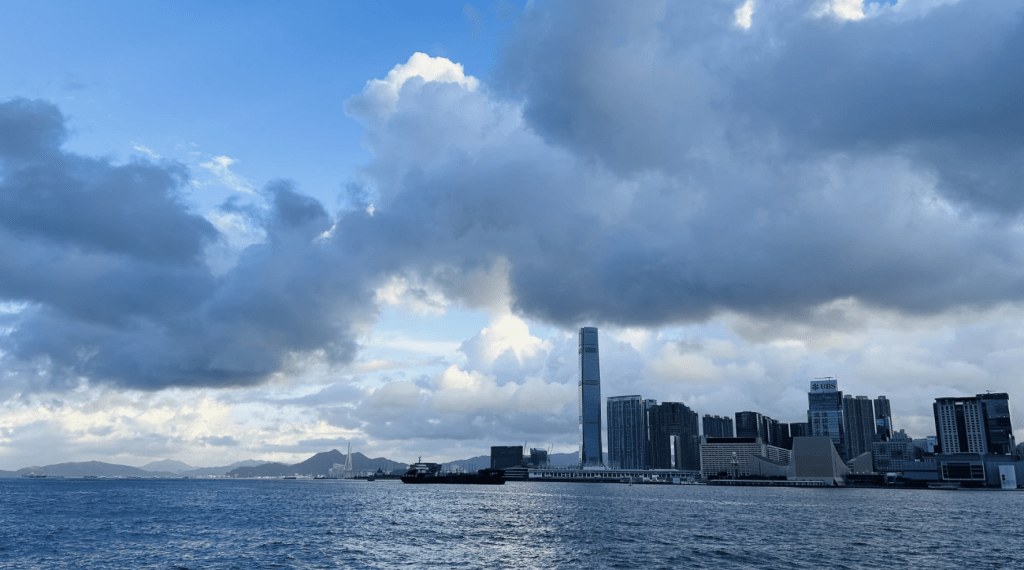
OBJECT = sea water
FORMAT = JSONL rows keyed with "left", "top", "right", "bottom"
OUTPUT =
{"left": 1, "top": 478, "right": 1020, "bottom": 569}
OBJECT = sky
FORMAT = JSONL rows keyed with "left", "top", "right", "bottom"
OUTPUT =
{"left": 1, "top": 0, "right": 1023, "bottom": 469}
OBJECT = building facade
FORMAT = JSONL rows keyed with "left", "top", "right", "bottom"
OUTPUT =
{"left": 699, "top": 437, "right": 791, "bottom": 479}
{"left": 934, "top": 393, "right": 1016, "bottom": 455}
{"left": 871, "top": 431, "right": 915, "bottom": 472}
{"left": 578, "top": 327, "right": 603, "bottom": 465}
{"left": 762, "top": 416, "right": 781, "bottom": 447}
{"left": 735, "top": 411, "right": 764, "bottom": 441}
{"left": 491, "top": 446, "right": 524, "bottom": 470}
{"left": 874, "top": 396, "right": 893, "bottom": 442}
{"left": 702, "top": 414, "right": 734, "bottom": 438}
{"left": 789, "top": 422, "right": 810, "bottom": 438}
{"left": 979, "top": 393, "right": 1015, "bottom": 455}
{"left": 843, "top": 395, "right": 876, "bottom": 459}
{"left": 529, "top": 448, "right": 549, "bottom": 467}
{"left": 648, "top": 402, "right": 700, "bottom": 471}
{"left": 607, "top": 395, "right": 652, "bottom": 469}
{"left": 808, "top": 378, "right": 847, "bottom": 459}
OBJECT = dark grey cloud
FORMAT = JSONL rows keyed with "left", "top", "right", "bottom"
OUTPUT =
{"left": 0, "top": 99, "right": 371, "bottom": 392}
{"left": 349, "top": 0, "right": 1024, "bottom": 326}
{"left": 732, "top": 0, "right": 1024, "bottom": 211}
{"left": 0, "top": 98, "right": 66, "bottom": 160}
{"left": 5, "top": 1, "right": 1024, "bottom": 396}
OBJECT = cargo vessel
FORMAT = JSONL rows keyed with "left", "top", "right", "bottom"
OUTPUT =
{"left": 400, "top": 461, "right": 505, "bottom": 484}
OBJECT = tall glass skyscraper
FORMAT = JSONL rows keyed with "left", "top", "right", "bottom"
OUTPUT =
{"left": 607, "top": 395, "right": 651, "bottom": 469}
{"left": 578, "top": 327, "right": 603, "bottom": 466}
{"left": 807, "top": 378, "right": 847, "bottom": 459}
{"left": 843, "top": 395, "right": 876, "bottom": 458}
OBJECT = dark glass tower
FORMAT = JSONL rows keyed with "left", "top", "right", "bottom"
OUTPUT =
{"left": 874, "top": 396, "right": 893, "bottom": 442}
{"left": 735, "top": 411, "right": 764, "bottom": 441}
{"left": 843, "top": 395, "right": 876, "bottom": 458}
{"left": 648, "top": 402, "right": 700, "bottom": 471}
{"left": 702, "top": 414, "right": 734, "bottom": 438}
{"left": 979, "top": 393, "right": 1015, "bottom": 455}
{"left": 578, "top": 327, "right": 603, "bottom": 466}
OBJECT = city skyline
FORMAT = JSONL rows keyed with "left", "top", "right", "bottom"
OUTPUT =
{"left": 3, "top": 0, "right": 1024, "bottom": 469}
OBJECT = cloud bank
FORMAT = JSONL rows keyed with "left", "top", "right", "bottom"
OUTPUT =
{"left": 2, "top": 0, "right": 1024, "bottom": 405}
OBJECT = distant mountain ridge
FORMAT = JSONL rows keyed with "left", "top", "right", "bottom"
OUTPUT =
{"left": 1, "top": 461, "right": 176, "bottom": 478}
{"left": 142, "top": 459, "right": 193, "bottom": 473}
{"left": 0, "top": 459, "right": 270, "bottom": 478}
{"left": 226, "top": 450, "right": 406, "bottom": 478}
{"left": 0, "top": 450, "right": 581, "bottom": 479}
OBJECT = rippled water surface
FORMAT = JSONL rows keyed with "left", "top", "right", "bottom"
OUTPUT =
{"left": 1, "top": 479, "right": 1021, "bottom": 569}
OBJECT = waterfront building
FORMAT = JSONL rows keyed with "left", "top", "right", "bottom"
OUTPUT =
{"left": 929, "top": 452, "right": 1024, "bottom": 487}
{"left": 933, "top": 393, "right": 1015, "bottom": 455}
{"left": 702, "top": 414, "right": 734, "bottom": 438}
{"left": 578, "top": 327, "right": 603, "bottom": 466}
{"left": 790, "top": 436, "right": 850, "bottom": 485}
{"left": 491, "top": 446, "right": 524, "bottom": 470}
{"left": 843, "top": 395, "right": 876, "bottom": 459}
{"left": 648, "top": 402, "right": 700, "bottom": 471}
{"left": 874, "top": 396, "right": 893, "bottom": 441}
{"left": 699, "top": 437, "right": 791, "bottom": 479}
{"left": 734, "top": 411, "right": 764, "bottom": 441}
{"left": 807, "top": 378, "right": 847, "bottom": 459}
{"left": 607, "top": 395, "right": 653, "bottom": 469}
{"left": 526, "top": 465, "right": 698, "bottom": 483}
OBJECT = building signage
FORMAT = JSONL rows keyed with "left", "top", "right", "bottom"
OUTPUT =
{"left": 809, "top": 380, "right": 838, "bottom": 393}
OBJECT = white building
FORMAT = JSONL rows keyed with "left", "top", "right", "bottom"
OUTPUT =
{"left": 699, "top": 437, "right": 791, "bottom": 479}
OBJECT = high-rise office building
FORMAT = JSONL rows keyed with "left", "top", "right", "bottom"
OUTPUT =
{"left": 578, "top": 327, "right": 603, "bottom": 465}
{"left": 648, "top": 402, "right": 700, "bottom": 471}
{"left": 607, "top": 395, "right": 652, "bottom": 469}
{"left": 979, "top": 393, "right": 1015, "bottom": 455}
{"left": 874, "top": 396, "right": 893, "bottom": 442}
{"left": 934, "top": 393, "right": 1015, "bottom": 455}
{"left": 843, "top": 395, "right": 876, "bottom": 459}
{"left": 808, "top": 378, "right": 847, "bottom": 459}
{"left": 735, "top": 411, "right": 764, "bottom": 442}
{"left": 702, "top": 414, "right": 734, "bottom": 438}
